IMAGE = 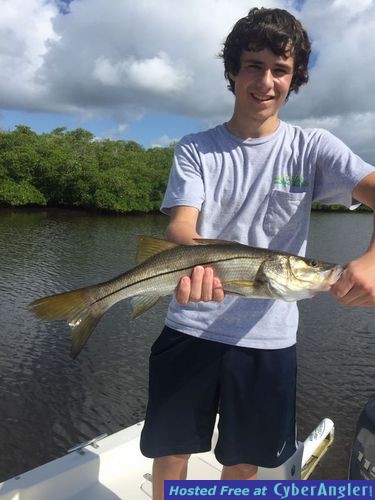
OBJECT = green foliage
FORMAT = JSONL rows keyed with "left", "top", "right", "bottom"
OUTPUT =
{"left": 0, "top": 125, "right": 174, "bottom": 213}
{"left": 311, "top": 202, "right": 371, "bottom": 212}
{"left": 0, "top": 125, "right": 368, "bottom": 214}
{"left": 0, "top": 179, "right": 46, "bottom": 206}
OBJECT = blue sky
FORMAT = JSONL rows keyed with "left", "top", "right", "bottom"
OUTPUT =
{"left": 0, "top": 109, "right": 205, "bottom": 148}
{"left": 1, "top": 0, "right": 375, "bottom": 159}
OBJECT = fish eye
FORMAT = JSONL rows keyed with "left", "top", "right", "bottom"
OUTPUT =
{"left": 308, "top": 260, "right": 318, "bottom": 267}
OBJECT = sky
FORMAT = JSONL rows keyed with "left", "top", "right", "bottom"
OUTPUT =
{"left": 1, "top": 0, "right": 375, "bottom": 160}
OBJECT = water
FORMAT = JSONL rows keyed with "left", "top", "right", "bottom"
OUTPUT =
{"left": 0, "top": 208, "right": 374, "bottom": 481}
{"left": 297, "top": 211, "right": 375, "bottom": 479}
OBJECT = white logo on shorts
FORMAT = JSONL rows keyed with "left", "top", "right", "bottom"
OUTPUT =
{"left": 276, "top": 441, "right": 287, "bottom": 457}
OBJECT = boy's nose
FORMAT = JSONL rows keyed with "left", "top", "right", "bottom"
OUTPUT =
{"left": 256, "top": 69, "right": 273, "bottom": 90}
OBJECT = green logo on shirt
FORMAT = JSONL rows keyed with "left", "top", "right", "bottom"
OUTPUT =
{"left": 274, "top": 176, "right": 309, "bottom": 188}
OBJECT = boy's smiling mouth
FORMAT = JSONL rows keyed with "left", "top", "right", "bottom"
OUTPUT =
{"left": 251, "top": 93, "right": 274, "bottom": 102}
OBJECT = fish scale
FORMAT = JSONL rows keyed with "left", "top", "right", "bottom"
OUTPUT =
{"left": 30, "top": 236, "right": 343, "bottom": 357}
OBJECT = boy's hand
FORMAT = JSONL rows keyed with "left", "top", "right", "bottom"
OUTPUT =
{"left": 330, "top": 252, "right": 375, "bottom": 306}
{"left": 175, "top": 266, "right": 225, "bottom": 304}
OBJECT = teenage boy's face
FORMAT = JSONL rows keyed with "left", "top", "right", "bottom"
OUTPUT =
{"left": 229, "top": 48, "right": 294, "bottom": 124}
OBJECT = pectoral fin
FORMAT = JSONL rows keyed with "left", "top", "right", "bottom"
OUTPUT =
{"left": 223, "top": 280, "right": 273, "bottom": 299}
{"left": 227, "top": 280, "right": 255, "bottom": 288}
{"left": 131, "top": 294, "right": 161, "bottom": 319}
{"left": 222, "top": 280, "right": 256, "bottom": 296}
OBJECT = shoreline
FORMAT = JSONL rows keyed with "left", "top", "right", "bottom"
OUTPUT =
{"left": 0, "top": 204, "right": 371, "bottom": 216}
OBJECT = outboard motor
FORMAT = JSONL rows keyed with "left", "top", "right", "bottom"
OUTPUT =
{"left": 349, "top": 395, "right": 375, "bottom": 479}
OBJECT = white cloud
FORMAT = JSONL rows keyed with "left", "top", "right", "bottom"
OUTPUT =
{"left": 0, "top": 0, "right": 58, "bottom": 108}
{"left": 93, "top": 57, "right": 121, "bottom": 87}
{"left": 23, "top": 0, "right": 289, "bottom": 119}
{"left": 0, "top": 0, "right": 374, "bottom": 158}
{"left": 93, "top": 52, "right": 192, "bottom": 95}
{"left": 152, "top": 134, "right": 179, "bottom": 148}
{"left": 279, "top": 0, "right": 375, "bottom": 159}
{"left": 286, "top": 0, "right": 375, "bottom": 117}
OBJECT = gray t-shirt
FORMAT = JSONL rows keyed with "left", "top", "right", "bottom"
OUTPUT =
{"left": 161, "top": 121, "right": 374, "bottom": 349}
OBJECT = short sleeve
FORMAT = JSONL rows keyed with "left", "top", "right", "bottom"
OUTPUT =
{"left": 313, "top": 130, "right": 375, "bottom": 209}
{"left": 161, "top": 137, "right": 205, "bottom": 214}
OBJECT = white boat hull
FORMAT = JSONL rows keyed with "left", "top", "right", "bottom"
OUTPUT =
{"left": 0, "top": 418, "right": 334, "bottom": 499}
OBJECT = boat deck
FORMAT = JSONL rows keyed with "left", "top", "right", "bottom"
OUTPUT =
{"left": 0, "top": 419, "right": 334, "bottom": 499}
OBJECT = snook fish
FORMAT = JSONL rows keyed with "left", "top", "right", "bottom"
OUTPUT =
{"left": 30, "top": 236, "right": 343, "bottom": 358}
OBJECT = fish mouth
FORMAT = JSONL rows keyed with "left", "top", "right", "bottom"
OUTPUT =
{"left": 317, "top": 265, "right": 344, "bottom": 291}
{"left": 327, "top": 265, "right": 344, "bottom": 284}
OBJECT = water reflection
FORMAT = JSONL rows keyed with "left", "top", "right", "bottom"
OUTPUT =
{"left": 0, "top": 209, "right": 374, "bottom": 480}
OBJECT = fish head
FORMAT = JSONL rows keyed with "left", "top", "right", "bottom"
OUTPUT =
{"left": 264, "top": 255, "right": 344, "bottom": 301}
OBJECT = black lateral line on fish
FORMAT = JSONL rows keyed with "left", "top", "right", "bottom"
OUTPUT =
{"left": 90, "top": 254, "right": 266, "bottom": 306}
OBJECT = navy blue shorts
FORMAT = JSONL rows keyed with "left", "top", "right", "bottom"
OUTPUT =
{"left": 140, "top": 327, "right": 297, "bottom": 468}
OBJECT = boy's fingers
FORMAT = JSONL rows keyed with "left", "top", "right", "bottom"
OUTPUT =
{"left": 201, "top": 267, "right": 214, "bottom": 301}
{"left": 175, "top": 276, "right": 191, "bottom": 304}
{"left": 175, "top": 267, "right": 225, "bottom": 304}
{"left": 212, "top": 278, "right": 225, "bottom": 302}
{"left": 189, "top": 266, "right": 205, "bottom": 301}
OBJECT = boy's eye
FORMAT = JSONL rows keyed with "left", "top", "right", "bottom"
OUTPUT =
{"left": 246, "top": 64, "right": 261, "bottom": 70}
{"left": 274, "top": 67, "right": 292, "bottom": 76}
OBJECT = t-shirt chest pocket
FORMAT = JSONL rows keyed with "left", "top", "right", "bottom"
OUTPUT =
{"left": 263, "top": 190, "right": 307, "bottom": 237}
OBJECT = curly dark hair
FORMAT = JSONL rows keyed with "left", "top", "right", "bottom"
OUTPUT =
{"left": 220, "top": 7, "right": 311, "bottom": 97}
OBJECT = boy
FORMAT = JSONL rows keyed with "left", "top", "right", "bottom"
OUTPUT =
{"left": 140, "top": 7, "right": 375, "bottom": 498}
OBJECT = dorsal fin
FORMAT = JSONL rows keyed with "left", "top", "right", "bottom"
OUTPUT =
{"left": 136, "top": 236, "right": 178, "bottom": 264}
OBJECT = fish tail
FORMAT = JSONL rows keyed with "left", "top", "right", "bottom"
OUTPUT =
{"left": 30, "top": 287, "right": 108, "bottom": 358}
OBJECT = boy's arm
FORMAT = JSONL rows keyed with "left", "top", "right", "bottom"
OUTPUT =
{"left": 166, "top": 206, "right": 224, "bottom": 304}
{"left": 331, "top": 172, "right": 375, "bottom": 306}
{"left": 165, "top": 206, "right": 201, "bottom": 244}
